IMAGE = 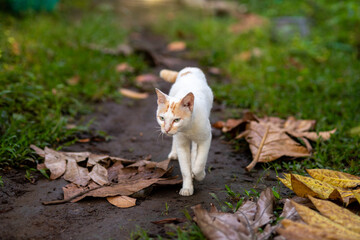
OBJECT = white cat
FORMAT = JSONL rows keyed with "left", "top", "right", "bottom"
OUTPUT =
{"left": 155, "top": 67, "right": 213, "bottom": 196}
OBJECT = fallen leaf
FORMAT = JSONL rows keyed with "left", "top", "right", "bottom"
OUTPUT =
{"left": 63, "top": 158, "right": 90, "bottom": 186}
{"left": 44, "top": 147, "right": 66, "bottom": 180}
{"left": 230, "top": 14, "right": 266, "bottom": 34}
{"left": 166, "top": 41, "right": 186, "bottom": 52}
{"left": 354, "top": 191, "right": 360, "bottom": 204}
{"left": 115, "top": 63, "right": 134, "bottom": 73}
{"left": 279, "top": 170, "right": 360, "bottom": 205}
{"left": 306, "top": 168, "right": 360, "bottom": 189}
{"left": 290, "top": 200, "right": 360, "bottom": 240}
{"left": 107, "top": 195, "right": 136, "bottom": 208}
{"left": 89, "top": 163, "right": 109, "bottom": 186}
{"left": 278, "top": 219, "right": 334, "bottom": 240}
{"left": 237, "top": 121, "right": 310, "bottom": 171}
{"left": 135, "top": 74, "right": 159, "bottom": 84}
{"left": 208, "top": 67, "right": 221, "bottom": 75}
{"left": 119, "top": 88, "right": 149, "bottom": 99}
{"left": 193, "top": 188, "right": 280, "bottom": 240}
{"left": 308, "top": 196, "right": 360, "bottom": 234}
{"left": 77, "top": 138, "right": 90, "bottom": 143}
{"left": 67, "top": 76, "right": 80, "bottom": 86}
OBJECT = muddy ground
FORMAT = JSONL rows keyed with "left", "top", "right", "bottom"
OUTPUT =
{"left": 0, "top": 4, "right": 286, "bottom": 240}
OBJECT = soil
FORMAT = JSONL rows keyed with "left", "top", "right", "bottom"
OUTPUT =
{"left": 0, "top": 2, "right": 288, "bottom": 239}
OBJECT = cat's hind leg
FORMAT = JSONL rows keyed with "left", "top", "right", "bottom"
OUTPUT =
{"left": 167, "top": 137, "right": 178, "bottom": 160}
{"left": 192, "top": 135, "right": 211, "bottom": 181}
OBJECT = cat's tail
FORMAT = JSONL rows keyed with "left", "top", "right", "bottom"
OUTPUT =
{"left": 160, "top": 69, "right": 178, "bottom": 83}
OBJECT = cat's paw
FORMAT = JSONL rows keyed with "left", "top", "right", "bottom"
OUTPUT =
{"left": 193, "top": 170, "right": 206, "bottom": 181}
{"left": 168, "top": 151, "right": 178, "bottom": 160}
{"left": 179, "top": 187, "right": 194, "bottom": 196}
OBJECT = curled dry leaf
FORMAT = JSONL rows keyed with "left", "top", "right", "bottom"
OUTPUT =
{"left": 107, "top": 196, "right": 136, "bottom": 208}
{"left": 115, "top": 63, "right": 134, "bottom": 73}
{"left": 63, "top": 158, "right": 90, "bottom": 186}
{"left": 89, "top": 163, "right": 109, "bottom": 186}
{"left": 135, "top": 74, "right": 159, "bottom": 84}
{"left": 166, "top": 41, "right": 186, "bottom": 52}
{"left": 67, "top": 76, "right": 80, "bottom": 86}
{"left": 119, "top": 88, "right": 149, "bottom": 99}
{"left": 193, "top": 188, "right": 278, "bottom": 240}
{"left": 44, "top": 147, "right": 67, "bottom": 180}
{"left": 306, "top": 168, "right": 360, "bottom": 188}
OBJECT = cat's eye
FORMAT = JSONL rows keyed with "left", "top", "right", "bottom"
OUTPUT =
{"left": 173, "top": 118, "right": 181, "bottom": 123}
{"left": 159, "top": 116, "right": 165, "bottom": 121}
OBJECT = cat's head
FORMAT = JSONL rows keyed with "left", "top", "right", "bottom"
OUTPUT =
{"left": 155, "top": 88, "right": 194, "bottom": 135}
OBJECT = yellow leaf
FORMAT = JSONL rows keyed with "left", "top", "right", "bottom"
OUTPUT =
{"left": 306, "top": 169, "right": 360, "bottom": 188}
{"left": 277, "top": 173, "right": 292, "bottom": 190}
{"left": 291, "top": 200, "right": 360, "bottom": 240}
{"left": 308, "top": 196, "right": 360, "bottom": 234}
{"left": 278, "top": 219, "right": 334, "bottom": 240}
{"left": 354, "top": 191, "right": 360, "bottom": 204}
{"left": 290, "top": 174, "right": 341, "bottom": 200}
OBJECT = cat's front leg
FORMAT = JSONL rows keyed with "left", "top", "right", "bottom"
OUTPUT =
{"left": 175, "top": 135, "right": 193, "bottom": 196}
{"left": 167, "top": 137, "right": 178, "bottom": 160}
{"left": 192, "top": 134, "right": 212, "bottom": 181}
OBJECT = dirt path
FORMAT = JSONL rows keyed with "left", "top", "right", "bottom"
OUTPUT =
{"left": 0, "top": 6, "right": 284, "bottom": 240}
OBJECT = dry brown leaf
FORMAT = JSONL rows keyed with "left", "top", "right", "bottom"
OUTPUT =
{"left": 115, "top": 63, "right": 134, "bottom": 73}
{"left": 67, "top": 76, "right": 80, "bottom": 86}
{"left": 119, "top": 88, "right": 149, "bottom": 99}
{"left": 107, "top": 196, "right": 136, "bottom": 208}
{"left": 237, "top": 121, "right": 310, "bottom": 171}
{"left": 44, "top": 147, "right": 67, "bottom": 180}
{"left": 63, "top": 158, "right": 90, "bottom": 186}
{"left": 230, "top": 14, "right": 266, "bottom": 34}
{"left": 166, "top": 41, "right": 186, "bottom": 52}
{"left": 208, "top": 67, "right": 221, "bottom": 75}
{"left": 253, "top": 188, "right": 274, "bottom": 228}
{"left": 89, "top": 163, "right": 109, "bottom": 186}
{"left": 135, "top": 74, "right": 159, "bottom": 84}
{"left": 193, "top": 188, "right": 280, "bottom": 240}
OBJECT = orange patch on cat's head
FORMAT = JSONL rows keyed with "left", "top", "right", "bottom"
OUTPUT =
{"left": 171, "top": 92, "right": 194, "bottom": 118}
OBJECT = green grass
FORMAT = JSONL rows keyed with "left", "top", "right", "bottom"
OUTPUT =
{"left": 0, "top": 1, "right": 147, "bottom": 167}
{"left": 153, "top": 0, "right": 360, "bottom": 174}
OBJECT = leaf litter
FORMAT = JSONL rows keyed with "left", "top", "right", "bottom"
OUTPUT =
{"left": 213, "top": 112, "right": 336, "bottom": 171}
{"left": 31, "top": 145, "right": 182, "bottom": 208}
{"left": 278, "top": 169, "right": 360, "bottom": 205}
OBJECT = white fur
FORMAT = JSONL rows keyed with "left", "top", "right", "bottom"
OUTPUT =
{"left": 156, "top": 67, "right": 213, "bottom": 196}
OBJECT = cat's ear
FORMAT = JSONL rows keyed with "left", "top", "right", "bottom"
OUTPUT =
{"left": 181, "top": 92, "right": 194, "bottom": 112}
{"left": 155, "top": 88, "right": 168, "bottom": 105}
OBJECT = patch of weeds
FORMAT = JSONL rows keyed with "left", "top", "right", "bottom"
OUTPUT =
{"left": 161, "top": 202, "right": 169, "bottom": 216}
{"left": 0, "top": 0, "right": 148, "bottom": 168}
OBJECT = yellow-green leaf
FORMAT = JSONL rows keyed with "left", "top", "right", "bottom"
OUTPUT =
{"left": 309, "top": 196, "right": 360, "bottom": 234}
{"left": 306, "top": 169, "right": 360, "bottom": 188}
{"left": 354, "top": 191, "right": 360, "bottom": 204}
{"left": 277, "top": 173, "right": 292, "bottom": 190}
{"left": 290, "top": 174, "right": 341, "bottom": 200}
{"left": 291, "top": 201, "right": 360, "bottom": 240}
